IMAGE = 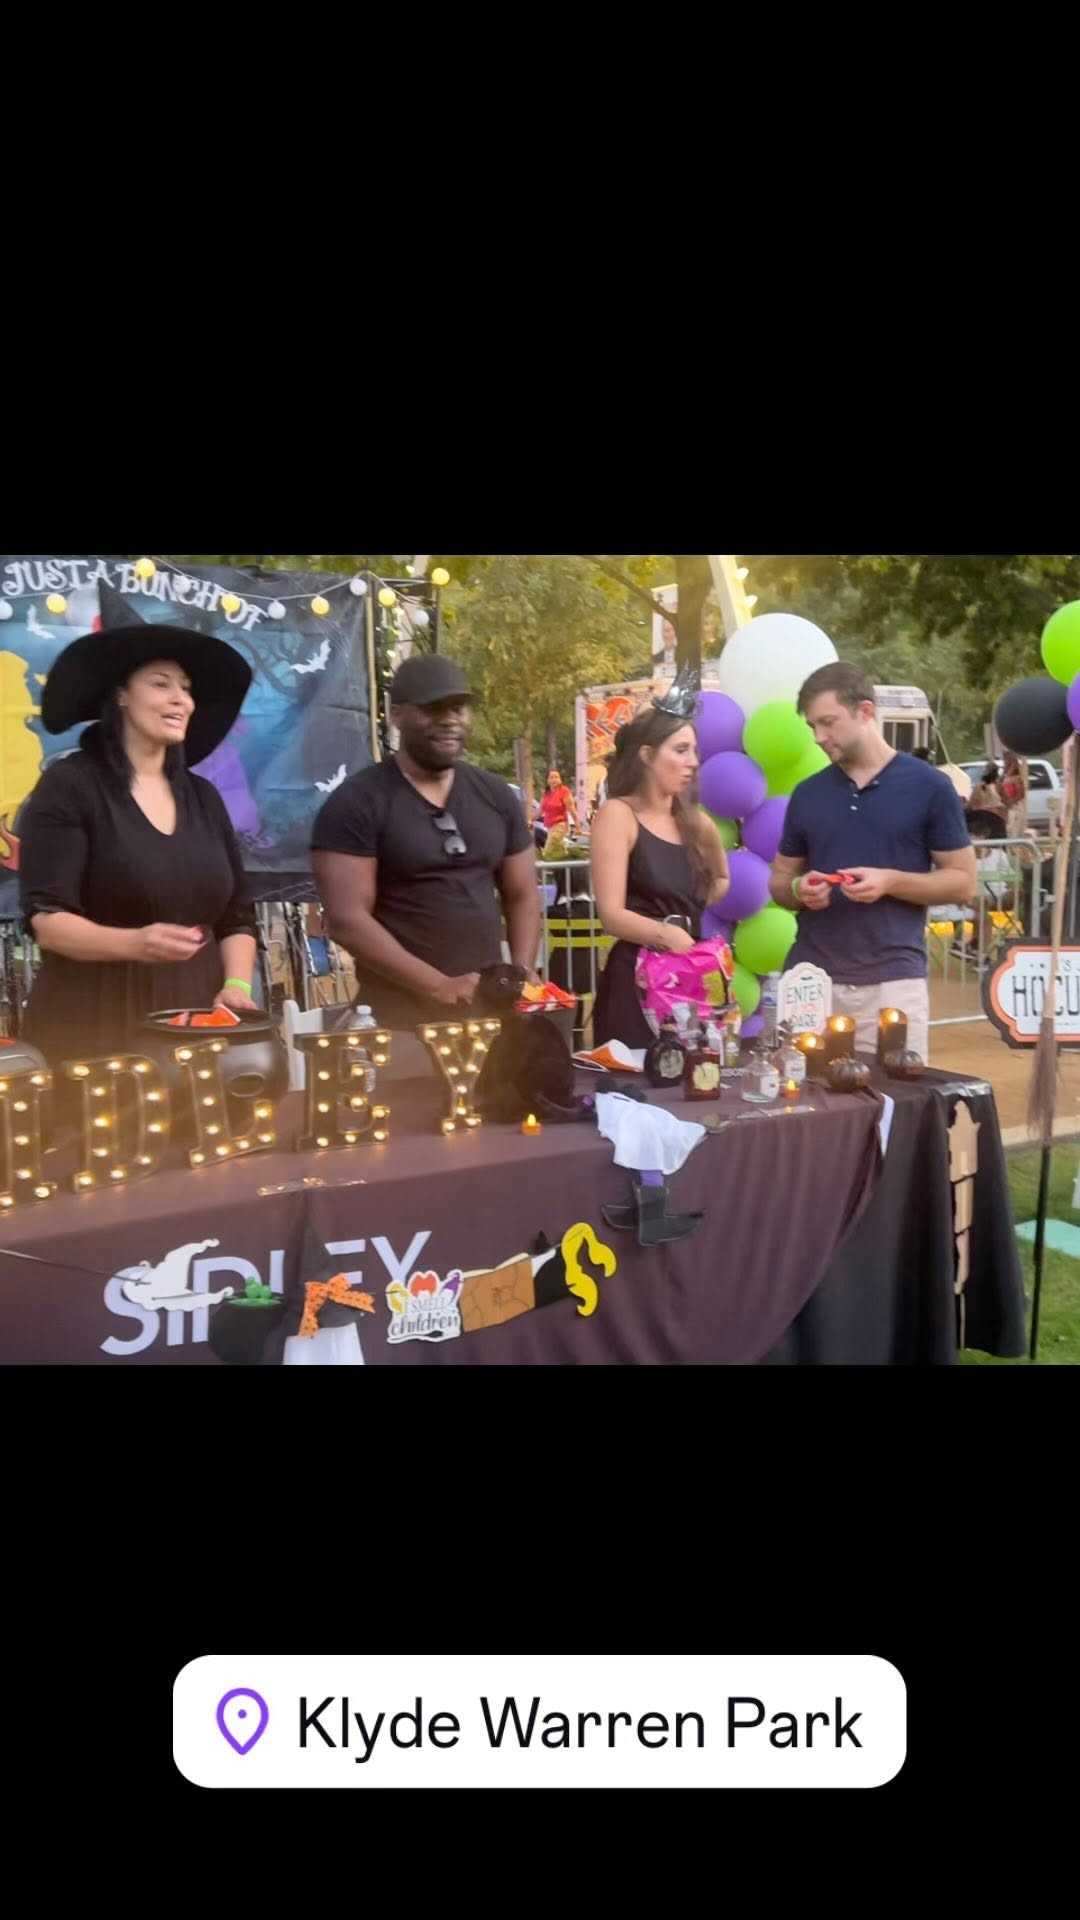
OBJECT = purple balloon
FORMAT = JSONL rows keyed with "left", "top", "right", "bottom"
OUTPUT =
{"left": 695, "top": 691, "right": 746, "bottom": 762}
{"left": 741, "top": 796, "right": 789, "bottom": 865}
{"left": 724, "top": 849, "right": 771, "bottom": 923}
{"left": 701, "top": 908, "right": 733, "bottom": 944}
{"left": 1069, "top": 672, "right": 1080, "bottom": 735}
{"left": 741, "top": 1012, "right": 764, "bottom": 1040}
{"left": 699, "top": 751, "right": 767, "bottom": 822}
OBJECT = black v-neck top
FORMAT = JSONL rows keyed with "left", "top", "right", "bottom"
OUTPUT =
{"left": 18, "top": 749, "right": 255, "bottom": 1065}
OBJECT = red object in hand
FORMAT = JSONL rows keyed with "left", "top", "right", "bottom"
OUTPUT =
{"left": 818, "top": 871, "right": 856, "bottom": 886}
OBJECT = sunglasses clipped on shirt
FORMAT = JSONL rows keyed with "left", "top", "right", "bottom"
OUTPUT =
{"left": 432, "top": 810, "right": 467, "bottom": 857}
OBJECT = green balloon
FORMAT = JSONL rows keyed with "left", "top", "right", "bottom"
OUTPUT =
{"left": 1041, "top": 601, "right": 1080, "bottom": 687}
{"left": 767, "top": 743, "right": 830, "bottom": 796}
{"left": 743, "top": 701, "right": 814, "bottom": 772}
{"left": 734, "top": 906, "right": 798, "bottom": 976}
{"left": 707, "top": 812, "right": 740, "bottom": 849}
{"left": 730, "top": 962, "right": 762, "bottom": 1020}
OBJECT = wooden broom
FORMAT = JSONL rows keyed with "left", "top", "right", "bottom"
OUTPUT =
{"left": 1027, "top": 736, "right": 1080, "bottom": 1142}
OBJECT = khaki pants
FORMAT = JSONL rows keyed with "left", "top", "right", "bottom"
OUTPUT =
{"left": 830, "top": 978, "right": 930, "bottom": 1062}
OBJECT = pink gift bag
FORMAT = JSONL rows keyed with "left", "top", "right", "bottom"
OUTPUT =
{"left": 634, "top": 937, "right": 735, "bottom": 1037}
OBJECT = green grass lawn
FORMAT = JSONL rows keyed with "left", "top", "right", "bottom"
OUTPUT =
{"left": 961, "top": 1140, "right": 1080, "bottom": 1365}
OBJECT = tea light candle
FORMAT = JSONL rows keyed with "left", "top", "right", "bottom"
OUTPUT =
{"left": 782, "top": 1078, "right": 800, "bottom": 1101}
{"left": 795, "top": 1031, "right": 828, "bottom": 1079}
{"left": 825, "top": 1014, "right": 856, "bottom": 1062}
{"left": 521, "top": 1113, "right": 542, "bottom": 1136}
{"left": 877, "top": 1008, "right": 908, "bottom": 1064}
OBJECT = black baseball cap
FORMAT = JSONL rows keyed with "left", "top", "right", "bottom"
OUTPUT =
{"left": 389, "top": 653, "right": 476, "bottom": 707}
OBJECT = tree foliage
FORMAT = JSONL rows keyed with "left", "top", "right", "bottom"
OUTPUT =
{"left": 442, "top": 553, "right": 649, "bottom": 785}
{"left": 742, "top": 554, "right": 1080, "bottom": 755}
{"left": 174, "top": 552, "right": 1079, "bottom": 771}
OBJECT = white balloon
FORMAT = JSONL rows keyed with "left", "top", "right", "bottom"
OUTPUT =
{"left": 412, "top": 608, "right": 430, "bottom": 629}
{"left": 0, "top": 601, "right": 12, "bottom": 620}
{"left": 350, "top": 576, "right": 368, "bottom": 596}
{"left": 714, "top": 614, "right": 838, "bottom": 719}
{"left": 268, "top": 600, "right": 286, "bottom": 619}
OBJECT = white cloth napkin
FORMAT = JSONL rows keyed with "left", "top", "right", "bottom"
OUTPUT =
{"left": 595, "top": 1092, "right": 705, "bottom": 1175}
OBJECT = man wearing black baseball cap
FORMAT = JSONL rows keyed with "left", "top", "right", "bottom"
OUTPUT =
{"left": 312, "top": 652, "right": 540, "bottom": 1027}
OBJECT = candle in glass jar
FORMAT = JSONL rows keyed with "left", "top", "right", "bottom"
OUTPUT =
{"left": 877, "top": 1008, "right": 908, "bottom": 1063}
{"left": 825, "top": 1015, "right": 856, "bottom": 1062}
{"left": 794, "top": 1030, "right": 828, "bottom": 1079}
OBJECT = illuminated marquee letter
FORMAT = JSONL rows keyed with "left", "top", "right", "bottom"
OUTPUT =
{"left": 417, "top": 1019, "right": 501, "bottom": 1134}
{"left": 0, "top": 1065, "right": 54, "bottom": 1208}
{"left": 295, "top": 1029, "right": 392, "bottom": 1152}
{"left": 174, "top": 1038, "right": 280, "bottom": 1168}
{"left": 64, "top": 1053, "right": 170, "bottom": 1194}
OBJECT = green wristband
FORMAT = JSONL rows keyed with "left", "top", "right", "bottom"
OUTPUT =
{"left": 223, "top": 977, "right": 252, "bottom": 993}
{"left": 791, "top": 875, "right": 803, "bottom": 906}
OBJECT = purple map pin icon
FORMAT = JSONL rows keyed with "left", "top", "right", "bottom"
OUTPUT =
{"left": 216, "top": 1688, "right": 269, "bottom": 1755}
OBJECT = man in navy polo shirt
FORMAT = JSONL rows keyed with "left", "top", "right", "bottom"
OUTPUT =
{"left": 769, "top": 663, "right": 976, "bottom": 1060}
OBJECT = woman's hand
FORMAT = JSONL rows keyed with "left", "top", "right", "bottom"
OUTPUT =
{"left": 214, "top": 985, "right": 258, "bottom": 1013}
{"left": 657, "top": 923, "right": 696, "bottom": 955}
{"left": 133, "top": 923, "right": 207, "bottom": 964}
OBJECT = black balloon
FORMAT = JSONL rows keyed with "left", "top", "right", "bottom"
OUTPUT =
{"left": 994, "top": 676, "right": 1073, "bottom": 756}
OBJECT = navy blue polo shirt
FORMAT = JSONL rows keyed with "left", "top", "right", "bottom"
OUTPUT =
{"left": 777, "top": 753, "right": 971, "bottom": 985}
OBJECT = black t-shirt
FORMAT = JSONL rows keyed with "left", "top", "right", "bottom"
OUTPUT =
{"left": 311, "top": 757, "right": 531, "bottom": 976}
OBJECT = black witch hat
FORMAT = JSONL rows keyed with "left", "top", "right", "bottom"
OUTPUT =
{"left": 256, "top": 1214, "right": 377, "bottom": 1365}
{"left": 41, "top": 579, "right": 252, "bottom": 766}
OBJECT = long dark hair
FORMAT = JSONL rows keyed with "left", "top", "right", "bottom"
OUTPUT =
{"left": 79, "top": 682, "right": 187, "bottom": 792}
{"left": 606, "top": 706, "right": 725, "bottom": 896}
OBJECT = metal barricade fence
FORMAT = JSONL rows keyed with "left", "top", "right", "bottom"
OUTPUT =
{"left": 0, "top": 836, "right": 1067, "bottom": 1041}
{"left": 927, "top": 835, "right": 1057, "bottom": 1027}
{"left": 534, "top": 839, "right": 1065, "bottom": 1035}
{"left": 535, "top": 858, "right": 611, "bottom": 1037}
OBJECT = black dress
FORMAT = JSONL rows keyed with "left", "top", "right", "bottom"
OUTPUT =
{"left": 18, "top": 749, "right": 256, "bottom": 1068}
{"left": 592, "top": 818, "right": 704, "bottom": 1050}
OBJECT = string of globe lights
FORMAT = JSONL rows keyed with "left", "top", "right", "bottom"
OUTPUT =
{"left": 0, "top": 555, "right": 451, "bottom": 757}
{"left": 0, "top": 555, "right": 451, "bottom": 627}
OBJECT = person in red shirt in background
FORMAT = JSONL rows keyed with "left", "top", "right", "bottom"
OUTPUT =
{"left": 535, "top": 768, "right": 577, "bottom": 849}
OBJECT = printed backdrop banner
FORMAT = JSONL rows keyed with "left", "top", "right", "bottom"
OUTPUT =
{"left": 0, "top": 556, "right": 374, "bottom": 912}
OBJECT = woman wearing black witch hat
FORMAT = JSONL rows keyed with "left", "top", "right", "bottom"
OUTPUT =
{"left": 18, "top": 591, "right": 257, "bottom": 1069}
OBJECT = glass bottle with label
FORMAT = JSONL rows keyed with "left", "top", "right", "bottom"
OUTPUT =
{"left": 770, "top": 1023, "right": 806, "bottom": 1088}
{"left": 645, "top": 1016, "right": 688, "bottom": 1089}
{"left": 760, "top": 973, "right": 781, "bottom": 1050}
{"left": 683, "top": 1025, "right": 722, "bottom": 1101}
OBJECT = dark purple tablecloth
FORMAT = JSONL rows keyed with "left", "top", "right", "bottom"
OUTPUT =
{"left": 0, "top": 1062, "right": 1024, "bottom": 1366}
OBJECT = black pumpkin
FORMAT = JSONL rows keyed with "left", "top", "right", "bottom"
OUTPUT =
{"left": 827, "top": 1056, "right": 873, "bottom": 1093}
{"left": 884, "top": 1048, "right": 925, "bottom": 1080}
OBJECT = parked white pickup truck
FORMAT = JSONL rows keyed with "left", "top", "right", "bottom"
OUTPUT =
{"left": 958, "top": 759, "right": 1061, "bottom": 831}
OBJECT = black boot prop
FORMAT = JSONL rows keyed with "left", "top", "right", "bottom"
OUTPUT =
{"left": 600, "top": 1195, "right": 636, "bottom": 1232}
{"left": 602, "top": 1179, "right": 704, "bottom": 1247}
